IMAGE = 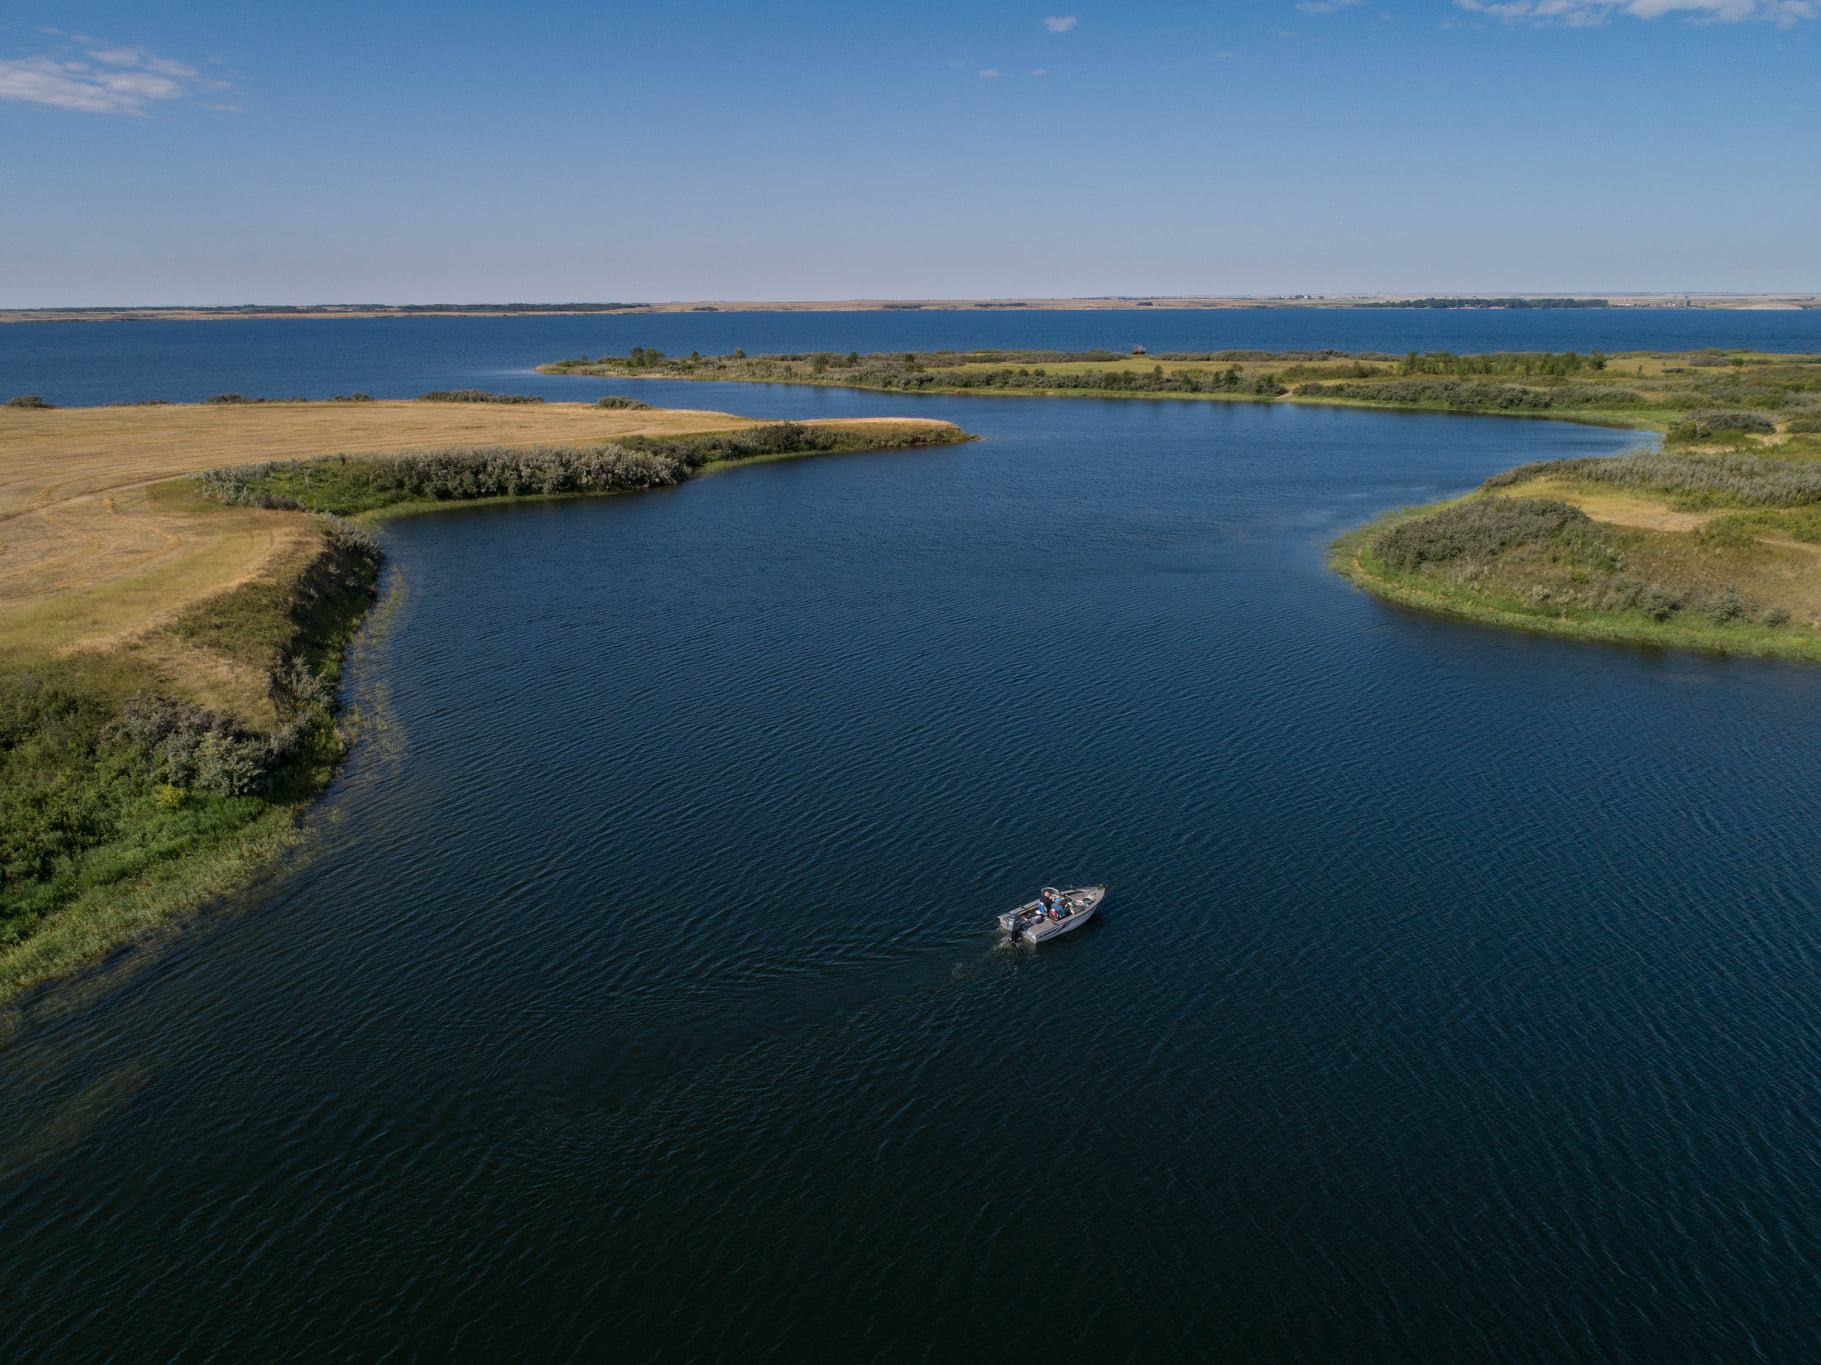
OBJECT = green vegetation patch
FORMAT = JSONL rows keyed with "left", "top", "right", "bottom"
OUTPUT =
{"left": 0, "top": 520, "right": 381, "bottom": 995}
{"left": 416, "top": 389, "right": 544, "bottom": 404}
{"left": 539, "top": 347, "right": 1821, "bottom": 438}
{"left": 1487, "top": 450, "right": 1821, "bottom": 509}
{"left": 190, "top": 423, "right": 969, "bottom": 518}
{"left": 1337, "top": 470, "right": 1818, "bottom": 659}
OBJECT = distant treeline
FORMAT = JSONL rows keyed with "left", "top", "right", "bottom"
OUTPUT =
{"left": 1359, "top": 298, "right": 1610, "bottom": 309}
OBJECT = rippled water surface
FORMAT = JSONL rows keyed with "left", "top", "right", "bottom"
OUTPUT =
{"left": 8, "top": 392, "right": 1821, "bottom": 1360}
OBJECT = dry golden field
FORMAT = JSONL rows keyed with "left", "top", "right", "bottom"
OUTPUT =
{"left": 0, "top": 401, "right": 933, "bottom": 671}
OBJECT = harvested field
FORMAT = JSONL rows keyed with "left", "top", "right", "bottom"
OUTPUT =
{"left": 0, "top": 402, "right": 945, "bottom": 659}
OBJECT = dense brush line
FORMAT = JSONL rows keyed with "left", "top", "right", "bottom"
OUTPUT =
{"left": 189, "top": 424, "right": 892, "bottom": 512}
{"left": 1295, "top": 378, "right": 1642, "bottom": 411}
{"left": 193, "top": 443, "right": 690, "bottom": 508}
{"left": 1485, "top": 450, "right": 1821, "bottom": 507}
{"left": 1373, "top": 498, "right": 1596, "bottom": 573}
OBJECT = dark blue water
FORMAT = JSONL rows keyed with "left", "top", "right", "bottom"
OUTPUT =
{"left": 7, "top": 385, "right": 1821, "bottom": 1360}
{"left": 3, "top": 307, "right": 1819, "bottom": 407}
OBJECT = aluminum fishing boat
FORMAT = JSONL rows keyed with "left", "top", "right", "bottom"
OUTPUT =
{"left": 998, "top": 885, "right": 1107, "bottom": 943}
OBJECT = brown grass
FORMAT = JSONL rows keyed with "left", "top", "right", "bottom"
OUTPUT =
{"left": 1495, "top": 477, "right": 1725, "bottom": 532}
{"left": 0, "top": 401, "right": 945, "bottom": 664}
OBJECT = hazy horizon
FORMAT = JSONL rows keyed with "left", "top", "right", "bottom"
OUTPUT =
{"left": 4, "top": 1, "right": 1818, "bottom": 307}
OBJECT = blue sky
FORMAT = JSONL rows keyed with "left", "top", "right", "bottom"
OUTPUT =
{"left": 2, "top": 1, "right": 1816, "bottom": 304}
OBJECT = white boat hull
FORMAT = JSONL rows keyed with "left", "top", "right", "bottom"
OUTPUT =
{"left": 998, "top": 885, "right": 1107, "bottom": 943}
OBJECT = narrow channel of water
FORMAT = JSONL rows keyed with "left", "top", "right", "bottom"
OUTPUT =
{"left": 7, "top": 394, "right": 1821, "bottom": 1360}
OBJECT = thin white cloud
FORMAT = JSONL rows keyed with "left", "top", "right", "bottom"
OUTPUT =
{"left": 1030, "top": 67, "right": 1049, "bottom": 75}
{"left": 0, "top": 41, "right": 227, "bottom": 115}
{"left": 979, "top": 67, "right": 1002, "bottom": 77}
{"left": 1455, "top": 0, "right": 1816, "bottom": 24}
{"left": 1298, "top": 0, "right": 1362, "bottom": 12}
{"left": 1044, "top": 16, "right": 1079, "bottom": 32}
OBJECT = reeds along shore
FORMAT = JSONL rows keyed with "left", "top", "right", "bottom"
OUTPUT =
{"left": 0, "top": 403, "right": 968, "bottom": 1006}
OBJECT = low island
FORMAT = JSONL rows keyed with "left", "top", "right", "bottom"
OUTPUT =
{"left": 546, "top": 345, "right": 1821, "bottom": 659}
{"left": 0, "top": 393, "right": 970, "bottom": 1009}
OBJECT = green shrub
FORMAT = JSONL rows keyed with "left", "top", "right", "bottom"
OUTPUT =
{"left": 1485, "top": 451, "right": 1821, "bottom": 508}
{"left": 4, "top": 394, "right": 54, "bottom": 409}
{"left": 1372, "top": 497, "right": 1593, "bottom": 573}
{"left": 595, "top": 395, "right": 651, "bottom": 410}
{"left": 1666, "top": 409, "right": 1777, "bottom": 442}
{"left": 416, "top": 390, "right": 544, "bottom": 404}
{"left": 1296, "top": 379, "right": 1639, "bottom": 411}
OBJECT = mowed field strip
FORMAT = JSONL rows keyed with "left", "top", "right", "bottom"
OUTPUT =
{"left": 0, "top": 402, "right": 928, "bottom": 659}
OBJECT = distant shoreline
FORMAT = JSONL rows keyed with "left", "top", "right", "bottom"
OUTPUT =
{"left": 2, "top": 294, "right": 1817, "bottom": 324}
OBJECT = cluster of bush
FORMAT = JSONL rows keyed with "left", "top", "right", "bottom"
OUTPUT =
{"left": 1372, "top": 497, "right": 1596, "bottom": 573}
{"left": 190, "top": 424, "right": 890, "bottom": 515}
{"left": 4, "top": 394, "right": 53, "bottom": 409}
{"left": 623, "top": 422, "right": 851, "bottom": 465}
{"left": 595, "top": 395, "right": 651, "bottom": 410}
{"left": 416, "top": 390, "right": 544, "bottom": 404}
{"left": 1488, "top": 450, "right": 1821, "bottom": 507}
{"left": 0, "top": 518, "right": 380, "bottom": 945}
{"left": 1368, "top": 496, "right": 1781, "bottom": 628}
{"left": 107, "top": 694, "right": 299, "bottom": 797}
{"left": 1391, "top": 350, "right": 1607, "bottom": 377}
{"left": 197, "top": 444, "right": 689, "bottom": 509}
{"left": 1296, "top": 378, "right": 1638, "bottom": 411}
{"left": 805, "top": 362, "right": 1286, "bottom": 397}
{"left": 1666, "top": 409, "right": 1779, "bottom": 441}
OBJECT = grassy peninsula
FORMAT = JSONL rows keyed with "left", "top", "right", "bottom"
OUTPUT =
{"left": 1309, "top": 357, "right": 1821, "bottom": 658}
{"left": 541, "top": 345, "right": 1813, "bottom": 431}
{"left": 0, "top": 399, "right": 968, "bottom": 1007}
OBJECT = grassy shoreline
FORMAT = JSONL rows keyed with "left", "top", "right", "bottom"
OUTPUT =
{"left": 0, "top": 410, "right": 969, "bottom": 1012}
{"left": 539, "top": 346, "right": 1817, "bottom": 435}
{"left": 540, "top": 346, "right": 1821, "bottom": 660}
{"left": 1330, "top": 509, "right": 1821, "bottom": 663}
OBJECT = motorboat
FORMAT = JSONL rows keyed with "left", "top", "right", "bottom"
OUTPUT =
{"left": 998, "top": 885, "right": 1107, "bottom": 943}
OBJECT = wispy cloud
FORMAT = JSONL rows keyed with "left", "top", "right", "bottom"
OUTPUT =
{"left": 0, "top": 40, "right": 228, "bottom": 114}
{"left": 1455, "top": 0, "right": 1816, "bottom": 25}
{"left": 1297, "top": 0, "right": 1362, "bottom": 13}
{"left": 979, "top": 67, "right": 1002, "bottom": 77}
{"left": 1043, "top": 16, "right": 1079, "bottom": 33}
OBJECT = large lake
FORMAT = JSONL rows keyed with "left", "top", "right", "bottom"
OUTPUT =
{"left": 7, "top": 316, "right": 1821, "bottom": 1359}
